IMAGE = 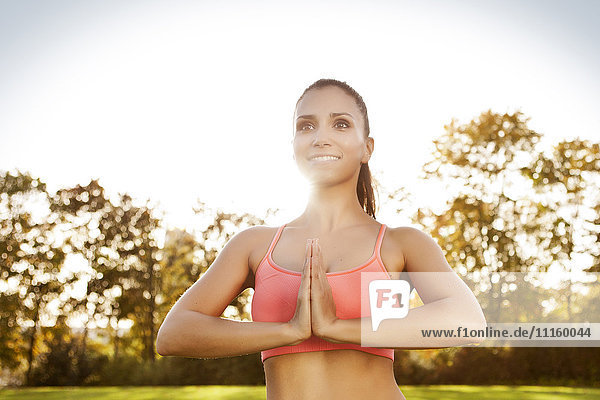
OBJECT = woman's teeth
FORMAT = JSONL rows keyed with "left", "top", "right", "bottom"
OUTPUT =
{"left": 312, "top": 156, "right": 340, "bottom": 161}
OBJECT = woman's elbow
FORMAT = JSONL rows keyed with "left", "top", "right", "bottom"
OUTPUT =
{"left": 464, "top": 304, "right": 487, "bottom": 331}
{"left": 459, "top": 292, "right": 487, "bottom": 329}
{"left": 156, "top": 338, "right": 168, "bottom": 357}
{"left": 156, "top": 322, "right": 178, "bottom": 356}
{"left": 155, "top": 331, "right": 169, "bottom": 356}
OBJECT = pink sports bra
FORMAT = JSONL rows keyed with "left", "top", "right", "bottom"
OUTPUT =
{"left": 251, "top": 223, "right": 395, "bottom": 363}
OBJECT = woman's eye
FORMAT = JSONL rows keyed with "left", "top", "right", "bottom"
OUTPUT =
{"left": 298, "top": 123, "right": 314, "bottom": 131}
{"left": 335, "top": 120, "right": 350, "bottom": 129}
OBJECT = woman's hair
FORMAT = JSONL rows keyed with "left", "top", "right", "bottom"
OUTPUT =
{"left": 295, "top": 78, "right": 378, "bottom": 219}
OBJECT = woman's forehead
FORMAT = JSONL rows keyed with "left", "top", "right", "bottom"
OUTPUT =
{"left": 296, "top": 86, "right": 359, "bottom": 116}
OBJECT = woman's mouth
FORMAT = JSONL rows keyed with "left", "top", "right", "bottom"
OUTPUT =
{"left": 308, "top": 155, "right": 341, "bottom": 162}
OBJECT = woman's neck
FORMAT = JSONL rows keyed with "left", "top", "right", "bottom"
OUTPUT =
{"left": 294, "top": 184, "right": 372, "bottom": 234}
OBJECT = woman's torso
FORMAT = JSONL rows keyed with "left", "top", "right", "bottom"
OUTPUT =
{"left": 248, "top": 222, "right": 407, "bottom": 399}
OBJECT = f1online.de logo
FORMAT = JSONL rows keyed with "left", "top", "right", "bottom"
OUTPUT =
{"left": 369, "top": 280, "right": 411, "bottom": 331}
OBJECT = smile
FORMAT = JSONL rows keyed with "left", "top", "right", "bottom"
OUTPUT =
{"left": 309, "top": 155, "right": 341, "bottom": 161}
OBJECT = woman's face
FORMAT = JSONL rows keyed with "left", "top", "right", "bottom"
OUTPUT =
{"left": 293, "top": 86, "right": 373, "bottom": 185}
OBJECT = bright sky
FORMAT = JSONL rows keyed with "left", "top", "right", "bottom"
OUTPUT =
{"left": 1, "top": 0, "right": 599, "bottom": 232}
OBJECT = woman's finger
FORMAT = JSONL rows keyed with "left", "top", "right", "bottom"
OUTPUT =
{"left": 311, "top": 239, "right": 323, "bottom": 288}
{"left": 302, "top": 239, "right": 311, "bottom": 288}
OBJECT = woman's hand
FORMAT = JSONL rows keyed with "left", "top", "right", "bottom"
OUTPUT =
{"left": 310, "top": 239, "right": 340, "bottom": 340}
{"left": 286, "top": 238, "right": 340, "bottom": 345}
{"left": 286, "top": 239, "right": 313, "bottom": 346}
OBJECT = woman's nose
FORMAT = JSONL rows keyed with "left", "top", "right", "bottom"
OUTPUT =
{"left": 311, "top": 127, "right": 331, "bottom": 146}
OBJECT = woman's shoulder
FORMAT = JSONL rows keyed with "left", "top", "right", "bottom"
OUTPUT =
{"left": 385, "top": 224, "right": 450, "bottom": 272}
{"left": 384, "top": 224, "right": 440, "bottom": 254}
{"left": 235, "top": 225, "right": 283, "bottom": 276}
{"left": 386, "top": 224, "right": 435, "bottom": 242}
{"left": 240, "top": 224, "right": 281, "bottom": 235}
{"left": 232, "top": 224, "right": 281, "bottom": 248}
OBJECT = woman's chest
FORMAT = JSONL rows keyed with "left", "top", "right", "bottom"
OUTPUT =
{"left": 248, "top": 227, "right": 404, "bottom": 278}
{"left": 251, "top": 257, "right": 391, "bottom": 322}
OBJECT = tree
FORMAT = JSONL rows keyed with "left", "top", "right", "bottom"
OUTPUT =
{"left": 52, "top": 179, "right": 165, "bottom": 362}
{"left": 522, "top": 139, "right": 600, "bottom": 318}
{"left": 157, "top": 201, "right": 276, "bottom": 327}
{"left": 0, "top": 170, "right": 71, "bottom": 384}
{"left": 50, "top": 178, "right": 121, "bottom": 358}
{"left": 416, "top": 110, "right": 545, "bottom": 321}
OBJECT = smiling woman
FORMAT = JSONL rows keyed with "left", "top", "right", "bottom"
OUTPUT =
{"left": 156, "top": 78, "right": 486, "bottom": 400}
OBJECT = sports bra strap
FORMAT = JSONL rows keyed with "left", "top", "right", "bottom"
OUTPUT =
{"left": 266, "top": 224, "right": 287, "bottom": 256}
{"left": 375, "top": 223, "right": 387, "bottom": 258}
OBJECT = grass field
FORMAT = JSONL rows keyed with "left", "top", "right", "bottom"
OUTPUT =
{"left": 1, "top": 385, "right": 600, "bottom": 399}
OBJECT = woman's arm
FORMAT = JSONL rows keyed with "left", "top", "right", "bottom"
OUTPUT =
{"left": 156, "top": 227, "right": 299, "bottom": 358}
{"left": 321, "top": 226, "right": 487, "bottom": 349}
{"left": 156, "top": 308, "right": 297, "bottom": 358}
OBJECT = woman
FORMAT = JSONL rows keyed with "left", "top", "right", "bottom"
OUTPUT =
{"left": 156, "top": 78, "right": 486, "bottom": 399}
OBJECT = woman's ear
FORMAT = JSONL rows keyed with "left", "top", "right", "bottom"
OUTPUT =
{"left": 362, "top": 137, "right": 374, "bottom": 163}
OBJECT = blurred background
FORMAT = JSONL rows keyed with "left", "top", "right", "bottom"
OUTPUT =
{"left": 1, "top": 0, "right": 599, "bottom": 397}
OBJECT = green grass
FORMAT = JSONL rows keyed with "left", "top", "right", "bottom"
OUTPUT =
{"left": 1, "top": 385, "right": 599, "bottom": 399}
{"left": 404, "top": 385, "right": 600, "bottom": 399}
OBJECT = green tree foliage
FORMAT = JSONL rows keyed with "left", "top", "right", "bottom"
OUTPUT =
{"left": 402, "top": 111, "right": 600, "bottom": 387}
{"left": 0, "top": 170, "right": 72, "bottom": 383}
{"left": 417, "top": 110, "right": 546, "bottom": 321}
{"left": 50, "top": 179, "right": 124, "bottom": 359}
{"left": 28, "top": 315, "right": 108, "bottom": 386}
{"left": 2, "top": 108, "right": 599, "bottom": 385}
{"left": 0, "top": 169, "right": 278, "bottom": 384}
{"left": 522, "top": 139, "right": 600, "bottom": 316}
{"left": 52, "top": 179, "right": 165, "bottom": 362}
{"left": 589, "top": 199, "right": 600, "bottom": 273}
{"left": 157, "top": 201, "right": 276, "bottom": 326}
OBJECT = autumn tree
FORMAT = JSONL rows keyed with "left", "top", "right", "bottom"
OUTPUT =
{"left": 157, "top": 201, "right": 276, "bottom": 327}
{"left": 0, "top": 170, "right": 71, "bottom": 384}
{"left": 52, "top": 179, "right": 164, "bottom": 362}
{"left": 523, "top": 139, "right": 600, "bottom": 319}
{"left": 416, "top": 110, "right": 546, "bottom": 321}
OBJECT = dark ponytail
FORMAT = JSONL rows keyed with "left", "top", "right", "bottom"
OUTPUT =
{"left": 295, "top": 78, "right": 378, "bottom": 219}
